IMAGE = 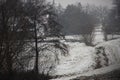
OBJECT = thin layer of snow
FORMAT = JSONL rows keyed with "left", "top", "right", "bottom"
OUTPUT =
{"left": 107, "top": 34, "right": 120, "bottom": 40}
{"left": 65, "top": 35, "right": 83, "bottom": 41}
{"left": 51, "top": 42, "right": 97, "bottom": 76}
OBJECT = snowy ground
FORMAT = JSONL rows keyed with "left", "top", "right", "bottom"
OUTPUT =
{"left": 51, "top": 39, "right": 120, "bottom": 80}
{"left": 51, "top": 42, "right": 96, "bottom": 76}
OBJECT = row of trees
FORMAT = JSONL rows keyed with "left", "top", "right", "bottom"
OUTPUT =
{"left": 56, "top": 1, "right": 120, "bottom": 44}
{"left": 0, "top": 0, "right": 67, "bottom": 79}
{"left": 56, "top": 3, "right": 98, "bottom": 45}
{"left": 103, "top": 0, "right": 120, "bottom": 40}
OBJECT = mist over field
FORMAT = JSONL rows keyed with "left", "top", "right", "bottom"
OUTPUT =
{"left": 0, "top": 0, "right": 120, "bottom": 80}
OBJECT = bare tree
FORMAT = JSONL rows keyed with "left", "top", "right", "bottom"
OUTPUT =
{"left": 24, "top": 0, "right": 68, "bottom": 74}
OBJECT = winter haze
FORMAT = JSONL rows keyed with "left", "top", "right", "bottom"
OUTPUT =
{"left": 47, "top": 0, "right": 113, "bottom": 8}
{"left": 1, "top": 0, "right": 120, "bottom": 80}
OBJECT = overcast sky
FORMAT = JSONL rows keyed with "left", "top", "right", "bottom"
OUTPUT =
{"left": 47, "top": 0, "right": 113, "bottom": 8}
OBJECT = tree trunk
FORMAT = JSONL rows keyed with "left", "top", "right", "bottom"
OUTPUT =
{"left": 34, "top": 15, "right": 39, "bottom": 74}
{"left": 104, "top": 32, "right": 108, "bottom": 41}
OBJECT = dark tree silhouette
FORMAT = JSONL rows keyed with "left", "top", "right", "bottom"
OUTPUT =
{"left": 0, "top": 0, "right": 32, "bottom": 75}
{"left": 0, "top": 1, "right": 68, "bottom": 79}
{"left": 23, "top": 0, "right": 68, "bottom": 75}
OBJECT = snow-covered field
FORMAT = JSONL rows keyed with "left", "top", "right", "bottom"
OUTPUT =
{"left": 51, "top": 42, "right": 96, "bottom": 76}
{"left": 52, "top": 39, "right": 120, "bottom": 75}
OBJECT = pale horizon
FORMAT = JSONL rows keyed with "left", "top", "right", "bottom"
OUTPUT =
{"left": 47, "top": 0, "right": 114, "bottom": 8}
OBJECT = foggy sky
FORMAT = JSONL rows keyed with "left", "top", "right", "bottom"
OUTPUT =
{"left": 47, "top": 0, "right": 113, "bottom": 8}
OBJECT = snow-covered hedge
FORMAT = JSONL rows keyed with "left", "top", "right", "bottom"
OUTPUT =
{"left": 95, "top": 39, "right": 120, "bottom": 67}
